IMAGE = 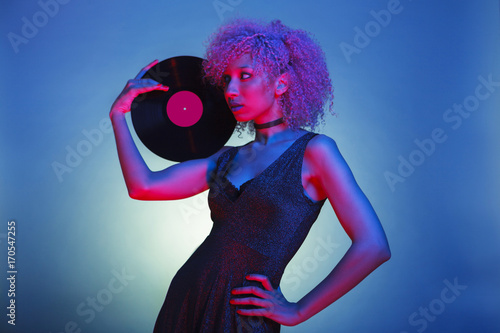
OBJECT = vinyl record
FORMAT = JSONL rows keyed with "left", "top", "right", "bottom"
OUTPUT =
{"left": 131, "top": 56, "right": 236, "bottom": 162}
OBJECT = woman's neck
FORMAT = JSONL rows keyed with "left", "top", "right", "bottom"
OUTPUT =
{"left": 254, "top": 125, "right": 303, "bottom": 145}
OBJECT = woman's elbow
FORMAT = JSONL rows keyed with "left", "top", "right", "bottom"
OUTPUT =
{"left": 358, "top": 239, "right": 391, "bottom": 265}
{"left": 128, "top": 189, "right": 144, "bottom": 200}
{"left": 127, "top": 184, "right": 151, "bottom": 200}
{"left": 379, "top": 245, "right": 391, "bottom": 263}
{"left": 374, "top": 241, "right": 391, "bottom": 264}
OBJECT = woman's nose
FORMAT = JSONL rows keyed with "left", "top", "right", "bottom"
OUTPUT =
{"left": 225, "top": 79, "right": 239, "bottom": 97}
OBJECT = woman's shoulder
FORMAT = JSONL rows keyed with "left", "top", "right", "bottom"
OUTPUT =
{"left": 306, "top": 132, "right": 338, "bottom": 149}
{"left": 304, "top": 133, "right": 343, "bottom": 168}
{"left": 207, "top": 145, "right": 236, "bottom": 163}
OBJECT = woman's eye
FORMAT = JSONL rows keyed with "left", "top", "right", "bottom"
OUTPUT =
{"left": 241, "top": 73, "right": 251, "bottom": 80}
{"left": 222, "top": 75, "right": 230, "bottom": 86}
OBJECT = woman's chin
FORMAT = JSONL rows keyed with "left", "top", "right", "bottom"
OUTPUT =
{"left": 233, "top": 114, "right": 252, "bottom": 123}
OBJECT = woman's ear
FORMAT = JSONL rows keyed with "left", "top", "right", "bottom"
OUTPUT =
{"left": 275, "top": 73, "right": 289, "bottom": 96}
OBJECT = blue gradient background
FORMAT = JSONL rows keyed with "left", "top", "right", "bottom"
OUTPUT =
{"left": 1, "top": 0, "right": 499, "bottom": 332}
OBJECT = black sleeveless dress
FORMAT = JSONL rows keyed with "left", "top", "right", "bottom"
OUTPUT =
{"left": 154, "top": 132, "right": 326, "bottom": 332}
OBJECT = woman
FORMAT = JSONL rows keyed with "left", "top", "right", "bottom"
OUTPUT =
{"left": 110, "top": 18, "right": 390, "bottom": 332}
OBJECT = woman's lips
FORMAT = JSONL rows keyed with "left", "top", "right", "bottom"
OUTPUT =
{"left": 229, "top": 104, "right": 243, "bottom": 112}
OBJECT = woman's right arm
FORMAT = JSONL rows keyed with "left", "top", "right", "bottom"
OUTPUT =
{"left": 110, "top": 60, "right": 219, "bottom": 201}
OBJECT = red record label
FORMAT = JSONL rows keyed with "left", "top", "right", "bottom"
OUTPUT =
{"left": 130, "top": 56, "right": 236, "bottom": 162}
{"left": 166, "top": 90, "right": 203, "bottom": 127}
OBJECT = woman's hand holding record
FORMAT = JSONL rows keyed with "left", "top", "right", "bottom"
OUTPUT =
{"left": 130, "top": 56, "right": 236, "bottom": 162}
{"left": 110, "top": 60, "right": 170, "bottom": 116}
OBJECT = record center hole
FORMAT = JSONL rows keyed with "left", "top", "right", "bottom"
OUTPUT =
{"left": 166, "top": 91, "right": 203, "bottom": 127}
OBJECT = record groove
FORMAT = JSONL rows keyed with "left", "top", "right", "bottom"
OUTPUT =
{"left": 131, "top": 56, "right": 236, "bottom": 162}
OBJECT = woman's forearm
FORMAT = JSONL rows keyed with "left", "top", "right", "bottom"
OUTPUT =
{"left": 110, "top": 112, "right": 152, "bottom": 197}
{"left": 296, "top": 241, "right": 391, "bottom": 323}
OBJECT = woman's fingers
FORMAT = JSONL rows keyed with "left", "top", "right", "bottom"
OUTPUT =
{"left": 110, "top": 60, "right": 169, "bottom": 116}
{"left": 229, "top": 274, "right": 300, "bottom": 326}
{"left": 236, "top": 308, "right": 267, "bottom": 316}
{"left": 124, "top": 78, "right": 169, "bottom": 98}
{"left": 232, "top": 286, "right": 269, "bottom": 298}
{"left": 110, "top": 80, "right": 168, "bottom": 116}
{"left": 230, "top": 296, "right": 270, "bottom": 307}
{"left": 245, "top": 274, "right": 274, "bottom": 291}
{"left": 134, "top": 59, "right": 159, "bottom": 80}
{"left": 230, "top": 274, "right": 274, "bottom": 299}
{"left": 128, "top": 78, "right": 169, "bottom": 94}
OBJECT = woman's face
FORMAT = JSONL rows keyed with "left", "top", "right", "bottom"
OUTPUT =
{"left": 222, "top": 53, "right": 282, "bottom": 123}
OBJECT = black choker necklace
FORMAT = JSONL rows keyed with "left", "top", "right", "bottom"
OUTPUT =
{"left": 254, "top": 117, "right": 284, "bottom": 129}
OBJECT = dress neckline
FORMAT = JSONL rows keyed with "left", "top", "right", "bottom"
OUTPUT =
{"left": 222, "top": 132, "right": 311, "bottom": 201}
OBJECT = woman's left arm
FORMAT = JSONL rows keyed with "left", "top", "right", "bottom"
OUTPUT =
{"left": 231, "top": 134, "right": 391, "bottom": 326}
{"left": 295, "top": 134, "right": 391, "bottom": 323}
